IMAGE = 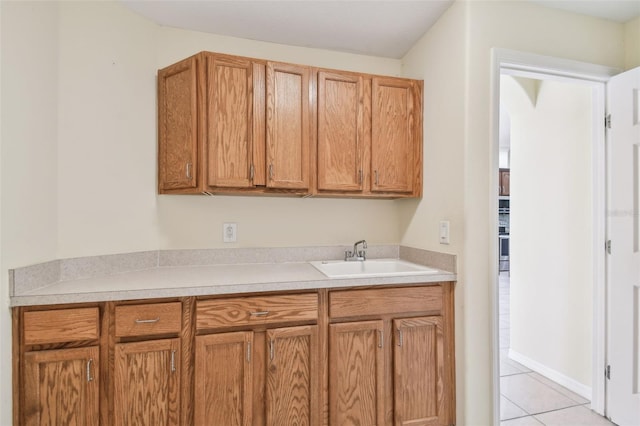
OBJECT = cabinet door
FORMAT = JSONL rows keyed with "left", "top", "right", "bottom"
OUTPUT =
{"left": 393, "top": 317, "right": 446, "bottom": 426}
{"left": 194, "top": 331, "right": 253, "bottom": 426}
{"left": 158, "top": 57, "right": 199, "bottom": 192}
{"left": 207, "top": 55, "right": 256, "bottom": 189}
{"left": 329, "top": 321, "right": 384, "bottom": 426}
{"left": 317, "top": 71, "right": 364, "bottom": 192}
{"left": 266, "top": 325, "right": 319, "bottom": 425}
{"left": 23, "top": 346, "right": 99, "bottom": 426}
{"left": 371, "top": 77, "right": 418, "bottom": 194}
{"left": 114, "top": 338, "right": 180, "bottom": 426}
{"left": 266, "top": 62, "right": 311, "bottom": 190}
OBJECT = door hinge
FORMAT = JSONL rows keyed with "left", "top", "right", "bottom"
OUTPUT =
{"left": 605, "top": 114, "right": 612, "bottom": 129}
{"left": 606, "top": 240, "right": 612, "bottom": 254}
{"left": 605, "top": 365, "right": 611, "bottom": 380}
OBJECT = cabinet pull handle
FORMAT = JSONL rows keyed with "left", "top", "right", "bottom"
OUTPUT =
{"left": 397, "top": 329, "right": 403, "bottom": 347}
{"left": 250, "top": 164, "right": 255, "bottom": 181}
{"left": 249, "top": 311, "right": 269, "bottom": 317}
{"left": 86, "top": 358, "right": 94, "bottom": 382}
{"left": 186, "top": 162, "right": 192, "bottom": 179}
{"left": 378, "top": 330, "right": 384, "bottom": 348}
{"left": 270, "top": 339, "right": 275, "bottom": 360}
{"left": 135, "top": 318, "right": 160, "bottom": 324}
{"left": 246, "top": 342, "right": 252, "bottom": 363}
{"left": 374, "top": 170, "right": 379, "bottom": 185}
{"left": 170, "top": 350, "right": 176, "bottom": 373}
{"left": 269, "top": 164, "right": 274, "bottom": 180}
{"left": 358, "top": 169, "right": 363, "bottom": 185}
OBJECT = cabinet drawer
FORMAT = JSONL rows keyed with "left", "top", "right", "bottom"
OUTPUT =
{"left": 329, "top": 286, "right": 442, "bottom": 319}
{"left": 196, "top": 293, "right": 318, "bottom": 329}
{"left": 23, "top": 307, "right": 100, "bottom": 345}
{"left": 115, "top": 302, "right": 182, "bottom": 337}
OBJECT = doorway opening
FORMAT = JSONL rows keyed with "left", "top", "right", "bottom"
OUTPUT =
{"left": 490, "top": 49, "right": 618, "bottom": 425}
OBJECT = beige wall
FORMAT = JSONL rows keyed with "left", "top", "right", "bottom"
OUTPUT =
{"left": 0, "top": 0, "right": 633, "bottom": 424}
{"left": 625, "top": 16, "right": 640, "bottom": 69}
{"left": 401, "top": 1, "right": 624, "bottom": 423}
{"left": 505, "top": 76, "right": 593, "bottom": 389}
{"left": 0, "top": 2, "right": 60, "bottom": 418}
{"left": 0, "top": 2, "right": 403, "bottom": 423}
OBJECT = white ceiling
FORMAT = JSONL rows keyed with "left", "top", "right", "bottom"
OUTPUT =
{"left": 121, "top": 0, "right": 640, "bottom": 59}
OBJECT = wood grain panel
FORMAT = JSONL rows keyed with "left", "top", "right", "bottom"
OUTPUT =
{"left": 317, "top": 71, "right": 363, "bottom": 192}
{"left": 329, "top": 286, "right": 442, "bottom": 319}
{"left": 266, "top": 325, "right": 319, "bottom": 426}
{"left": 114, "top": 339, "right": 180, "bottom": 426}
{"left": 115, "top": 302, "right": 182, "bottom": 337}
{"left": 24, "top": 307, "right": 99, "bottom": 345}
{"left": 329, "top": 321, "right": 384, "bottom": 426}
{"left": 194, "top": 332, "right": 253, "bottom": 426}
{"left": 207, "top": 55, "right": 254, "bottom": 188}
{"left": 196, "top": 293, "right": 318, "bottom": 329}
{"left": 158, "top": 57, "right": 198, "bottom": 192}
{"left": 393, "top": 317, "right": 445, "bottom": 426}
{"left": 371, "top": 77, "right": 415, "bottom": 194}
{"left": 253, "top": 62, "right": 267, "bottom": 186}
{"left": 266, "top": 62, "right": 310, "bottom": 190}
{"left": 24, "top": 346, "right": 99, "bottom": 426}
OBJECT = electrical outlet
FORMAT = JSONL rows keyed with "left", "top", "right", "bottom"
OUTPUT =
{"left": 223, "top": 223, "right": 237, "bottom": 243}
{"left": 439, "top": 221, "right": 450, "bottom": 244}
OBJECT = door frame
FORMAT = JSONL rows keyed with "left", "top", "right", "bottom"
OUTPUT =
{"left": 489, "top": 48, "right": 619, "bottom": 424}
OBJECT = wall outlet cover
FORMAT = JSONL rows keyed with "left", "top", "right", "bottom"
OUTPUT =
{"left": 223, "top": 223, "right": 237, "bottom": 243}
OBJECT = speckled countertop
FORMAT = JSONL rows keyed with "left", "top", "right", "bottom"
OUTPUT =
{"left": 9, "top": 245, "right": 456, "bottom": 307}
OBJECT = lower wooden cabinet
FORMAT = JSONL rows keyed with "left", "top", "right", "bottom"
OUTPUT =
{"left": 13, "top": 283, "right": 454, "bottom": 426}
{"left": 114, "top": 339, "right": 181, "bottom": 426}
{"left": 23, "top": 346, "right": 100, "bottom": 426}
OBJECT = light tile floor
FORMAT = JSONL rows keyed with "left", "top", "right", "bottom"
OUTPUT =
{"left": 499, "top": 273, "right": 616, "bottom": 426}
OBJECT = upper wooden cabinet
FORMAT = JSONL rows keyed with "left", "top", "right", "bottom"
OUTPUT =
{"left": 158, "top": 51, "right": 423, "bottom": 198}
{"left": 317, "top": 70, "right": 365, "bottom": 192}
{"left": 371, "top": 77, "right": 422, "bottom": 195}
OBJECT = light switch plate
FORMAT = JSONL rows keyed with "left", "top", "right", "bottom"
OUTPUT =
{"left": 439, "top": 221, "right": 450, "bottom": 244}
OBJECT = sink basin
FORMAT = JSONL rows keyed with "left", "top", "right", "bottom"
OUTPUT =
{"left": 309, "top": 259, "right": 440, "bottom": 279}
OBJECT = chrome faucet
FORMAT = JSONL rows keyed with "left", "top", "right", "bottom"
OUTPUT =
{"left": 345, "top": 240, "right": 367, "bottom": 261}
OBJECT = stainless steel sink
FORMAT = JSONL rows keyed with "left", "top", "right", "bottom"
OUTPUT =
{"left": 309, "top": 259, "right": 439, "bottom": 279}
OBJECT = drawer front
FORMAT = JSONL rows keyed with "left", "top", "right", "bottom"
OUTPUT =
{"left": 329, "top": 285, "right": 442, "bottom": 319}
{"left": 196, "top": 293, "right": 318, "bottom": 329}
{"left": 24, "top": 307, "right": 100, "bottom": 345}
{"left": 115, "top": 302, "right": 182, "bottom": 337}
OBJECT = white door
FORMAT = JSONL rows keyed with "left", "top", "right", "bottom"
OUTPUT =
{"left": 607, "top": 66, "right": 640, "bottom": 425}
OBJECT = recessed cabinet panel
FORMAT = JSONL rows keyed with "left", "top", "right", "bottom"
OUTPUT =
{"left": 114, "top": 339, "right": 181, "bottom": 426}
{"left": 329, "top": 321, "right": 384, "bottom": 425}
{"left": 266, "top": 62, "right": 310, "bottom": 190}
{"left": 393, "top": 316, "right": 446, "bottom": 426}
{"left": 266, "top": 325, "right": 319, "bottom": 425}
{"left": 158, "top": 57, "right": 199, "bottom": 192}
{"left": 195, "top": 332, "right": 253, "bottom": 426}
{"left": 23, "top": 347, "right": 100, "bottom": 426}
{"left": 317, "top": 71, "right": 364, "bottom": 192}
{"left": 207, "top": 56, "right": 254, "bottom": 188}
{"left": 371, "top": 77, "right": 417, "bottom": 194}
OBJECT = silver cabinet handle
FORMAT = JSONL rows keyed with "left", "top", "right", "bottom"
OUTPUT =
{"left": 86, "top": 359, "right": 94, "bottom": 382}
{"left": 374, "top": 170, "right": 379, "bottom": 185}
{"left": 170, "top": 350, "right": 176, "bottom": 373}
{"left": 250, "top": 311, "right": 269, "bottom": 317}
{"left": 358, "top": 169, "right": 363, "bottom": 184}
{"left": 378, "top": 330, "right": 384, "bottom": 348}
{"left": 186, "top": 162, "right": 192, "bottom": 179}
{"left": 270, "top": 339, "right": 275, "bottom": 360}
{"left": 135, "top": 318, "right": 160, "bottom": 324}
{"left": 269, "top": 164, "right": 274, "bottom": 180}
{"left": 397, "top": 329, "right": 403, "bottom": 347}
{"left": 250, "top": 164, "right": 255, "bottom": 181}
{"left": 246, "top": 342, "right": 251, "bottom": 363}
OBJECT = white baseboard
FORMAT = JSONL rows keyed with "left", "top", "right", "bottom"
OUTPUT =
{"left": 508, "top": 349, "right": 592, "bottom": 400}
